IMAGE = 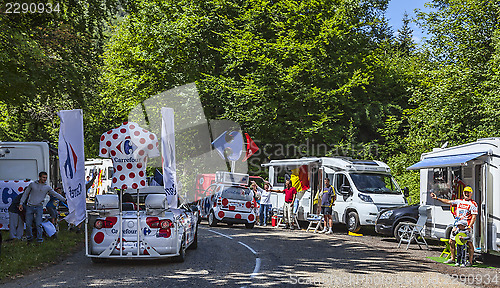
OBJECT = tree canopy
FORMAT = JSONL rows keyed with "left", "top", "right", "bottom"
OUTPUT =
{"left": 2, "top": 0, "right": 500, "bottom": 203}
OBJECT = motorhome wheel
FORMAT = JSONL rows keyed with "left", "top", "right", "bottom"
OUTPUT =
{"left": 347, "top": 211, "right": 361, "bottom": 232}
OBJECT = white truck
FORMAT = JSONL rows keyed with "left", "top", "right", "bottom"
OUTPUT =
{"left": 408, "top": 137, "right": 500, "bottom": 257}
{"left": 262, "top": 157, "right": 407, "bottom": 232}
{"left": 85, "top": 158, "right": 114, "bottom": 198}
{"left": 0, "top": 142, "right": 52, "bottom": 229}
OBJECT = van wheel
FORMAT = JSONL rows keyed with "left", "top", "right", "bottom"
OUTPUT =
{"left": 188, "top": 228, "right": 198, "bottom": 250}
{"left": 245, "top": 223, "right": 254, "bottom": 229}
{"left": 173, "top": 236, "right": 186, "bottom": 263}
{"left": 347, "top": 211, "right": 361, "bottom": 233}
{"left": 394, "top": 222, "right": 414, "bottom": 243}
{"left": 208, "top": 211, "right": 218, "bottom": 227}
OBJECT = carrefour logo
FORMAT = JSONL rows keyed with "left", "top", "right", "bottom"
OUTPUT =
{"left": 63, "top": 141, "right": 78, "bottom": 179}
{"left": 116, "top": 136, "right": 136, "bottom": 155}
{"left": 2, "top": 188, "right": 17, "bottom": 204}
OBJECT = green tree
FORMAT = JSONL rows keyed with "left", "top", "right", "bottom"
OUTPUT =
{"left": 0, "top": 0, "right": 132, "bottom": 155}
{"left": 395, "top": 12, "right": 415, "bottom": 55}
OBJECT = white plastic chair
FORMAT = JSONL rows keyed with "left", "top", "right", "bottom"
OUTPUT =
{"left": 397, "top": 205, "right": 429, "bottom": 250}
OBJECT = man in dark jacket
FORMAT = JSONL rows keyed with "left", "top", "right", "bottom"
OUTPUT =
{"left": 7, "top": 192, "right": 25, "bottom": 241}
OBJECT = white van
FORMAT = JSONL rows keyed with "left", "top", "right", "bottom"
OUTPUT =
{"left": 408, "top": 138, "right": 500, "bottom": 257}
{"left": 85, "top": 158, "right": 114, "bottom": 198}
{"left": 262, "top": 157, "right": 407, "bottom": 232}
{"left": 0, "top": 142, "right": 51, "bottom": 230}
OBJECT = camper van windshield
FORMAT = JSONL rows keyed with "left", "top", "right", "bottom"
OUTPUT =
{"left": 221, "top": 186, "right": 253, "bottom": 201}
{"left": 350, "top": 173, "right": 401, "bottom": 194}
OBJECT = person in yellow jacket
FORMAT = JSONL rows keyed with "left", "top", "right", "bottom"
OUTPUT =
{"left": 316, "top": 178, "right": 336, "bottom": 234}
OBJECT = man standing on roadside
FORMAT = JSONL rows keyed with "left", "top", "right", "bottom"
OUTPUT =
{"left": 271, "top": 179, "right": 297, "bottom": 229}
{"left": 19, "top": 172, "right": 66, "bottom": 243}
{"left": 430, "top": 186, "right": 477, "bottom": 266}
{"left": 319, "top": 178, "right": 336, "bottom": 234}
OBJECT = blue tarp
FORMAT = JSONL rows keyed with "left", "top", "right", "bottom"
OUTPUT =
{"left": 407, "top": 152, "right": 488, "bottom": 170}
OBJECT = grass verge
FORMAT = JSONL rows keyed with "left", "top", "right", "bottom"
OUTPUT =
{"left": 0, "top": 222, "right": 84, "bottom": 282}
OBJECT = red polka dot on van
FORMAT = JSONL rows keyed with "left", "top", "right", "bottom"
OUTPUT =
{"left": 132, "top": 183, "right": 138, "bottom": 189}
{"left": 112, "top": 177, "right": 117, "bottom": 183}
{"left": 138, "top": 150, "right": 145, "bottom": 156}
{"left": 140, "top": 180, "right": 146, "bottom": 186}
{"left": 129, "top": 172, "right": 135, "bottom": 178}
{"left": 100, "top": 135, "right": 105, "bottom": 141}
{"left": 106, "top": 141, "right": 112, "bottom": 147}
{"left": 148, "top": 144, "right": 153, "bottom": 150}
{"left": 129, "top": 124, "right": 135, "bottom": 129}
{"left": 101, "top": 148, "right": 107, "bottom": 154}
{"left": 134, "top": 131, "right": 140, "bottom": 136}
{"left": 117, "top": 165, "right": 123, "bottom": 171}
{"left": 18, "top": 187, "right": 23, "bottom": 192}
{"left": 123, "top": 121, "right": 128, "bottom": 125}
{"left": 120, "top": 128, "right": 126, "bottom": 133}
{"left": 137, "top": 163, "right": 143, "bottom": 169}
{"left": 120, "top": 175, "right": 126, "bottom": 181}
{"left": 112, "top": 134, "right": 118, "bottom": 140}
{"left": 110, "top": 150, "right": 116, "bottom": 156}
{"left": 140, "top": 138, "right": 146, "bottom": 144}
{"left": 107, "top": 130, "right": 112, "bottom": 134}
{"left": 126, "top": 163, "right": 133, "bottom": 169}
{"left": 139, "top": 171, "right": 144, "bottom": 177}
{"left": 149, "top": 134, "right": 155, "bottom": 140}
{"left": 121, "top": 184, "right": 127, "bottom": 190}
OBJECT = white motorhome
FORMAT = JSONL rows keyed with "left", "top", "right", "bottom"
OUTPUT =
{"left": 408, "top": 138, "right": 500, "bottom": 257}
{"left": 262, "top": 157, "right": 406, "bottom": 232}
{"left": 85, "top": 158, "right": 114, "bottom": 198}
{"left": 0, "top": 142, "right": 52, "bottom": 229}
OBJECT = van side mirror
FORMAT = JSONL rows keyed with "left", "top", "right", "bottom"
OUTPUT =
{"left": 340, "top": 185, "right": 352, "bottom": 195}
{"left": 403, "top": 187, "right": 409, "bottom": 198}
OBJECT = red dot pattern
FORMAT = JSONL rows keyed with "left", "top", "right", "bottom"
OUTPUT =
{"left": 99, "top": 122, "right": 159, "bottom": 189}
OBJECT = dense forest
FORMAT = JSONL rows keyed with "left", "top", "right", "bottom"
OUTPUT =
{"left": 1, "top": 0, "right": 499, "bottom": 202}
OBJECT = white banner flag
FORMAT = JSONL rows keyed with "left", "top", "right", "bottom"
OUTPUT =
{"left": 58, "top": 109, "right": 86, "bottom": 226}
{"left": 161, "top": 107, "right": 177, "bottom": 208}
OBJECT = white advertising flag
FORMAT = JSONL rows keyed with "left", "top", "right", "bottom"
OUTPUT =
{"left": 161, "top": 107, "right": 177, "bottom": 208}
{"left": 58, "top": 109, "right": 86, "bottom": 226}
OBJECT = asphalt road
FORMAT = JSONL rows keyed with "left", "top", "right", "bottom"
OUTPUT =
{"left": 1, "top": 223, "right": 498, "bottom": 288}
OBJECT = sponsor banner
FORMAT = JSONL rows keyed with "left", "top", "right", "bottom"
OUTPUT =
{"left": 0, "top": 180, "right": 31, "bottom": 230}
{"left": 161, "top": 107, "right": 178, "bottom": 208}
{"left": 58, "top": 109, "right": 86, "bottom": 226}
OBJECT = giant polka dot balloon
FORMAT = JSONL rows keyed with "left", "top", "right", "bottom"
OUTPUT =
{"left": 99, "top": 122, "right": 159, "bottom": 189}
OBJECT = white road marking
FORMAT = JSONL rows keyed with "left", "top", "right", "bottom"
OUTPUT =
{"left": 207, "top": 229, "right": 233, "bottom": 239}
{"left": 251, "top": 258, "right": 261, "bottom": 279}
{"left": 238, "top": 241, "right": 257, "bottom": 255}
{"left": 206, "top": 228, "right": 261, "bottom": 283}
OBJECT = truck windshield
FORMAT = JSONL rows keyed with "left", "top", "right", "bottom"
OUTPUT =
{"left": 221, "top": 186, "right": 253, "bottom": 201}
{"left": 350, "top": 173, "right": 401, "bottom": 194}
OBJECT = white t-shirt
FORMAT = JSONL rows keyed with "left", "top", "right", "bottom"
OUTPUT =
{"left": 99, "top": 122, "right": 160, "bottom": 190}
{"left": 257, "top": 186, "right": 272, "bottom": 205}
{"left": 450, "top": 198, "right": 478, "bottom": 226}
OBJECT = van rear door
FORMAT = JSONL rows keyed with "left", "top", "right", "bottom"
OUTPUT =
{"left": 220, "top": 186, "right": 253, "bottom": 213}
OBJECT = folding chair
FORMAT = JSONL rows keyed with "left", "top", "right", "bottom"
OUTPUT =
{"left": 397, "top": 205, "right": 429, "bottom": 250}
{"left": 306, "top": 214, "right": 324, "bottom": 232}
{"left": 274, "top": 207, "right": 286, "bottom": 228}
